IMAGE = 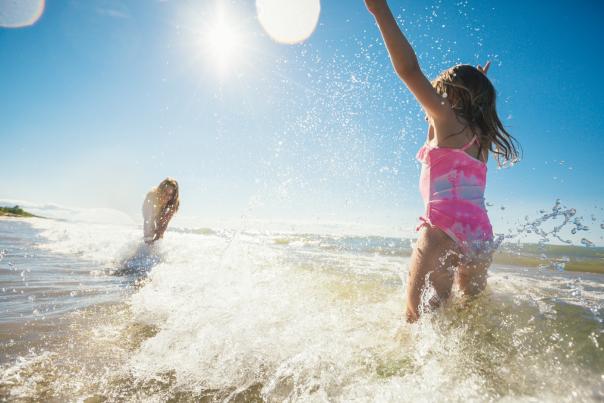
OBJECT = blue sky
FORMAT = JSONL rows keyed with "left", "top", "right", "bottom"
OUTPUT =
{"left": 1, "top": 0, "right": 603, "bottom": 240}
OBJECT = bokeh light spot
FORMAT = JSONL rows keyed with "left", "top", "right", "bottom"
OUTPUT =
{"left": 0, "top": 0, "right": 45, "bottom": 28}
{"left": 256, "top": 0, "right": 320, "bottom": 44}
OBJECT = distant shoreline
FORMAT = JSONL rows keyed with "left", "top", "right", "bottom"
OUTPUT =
{"left": 0, "top": 213, "right": 601, "bottom": 274}
{"left": 493, "top": 252, "right": 603, "bottom": 274}
{"left": 0, "top": 206, "right": 39, "bottom": 218}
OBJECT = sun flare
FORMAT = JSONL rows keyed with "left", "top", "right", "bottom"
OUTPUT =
{"left": 202, "top": 7, "right": 243, "bottom": 75}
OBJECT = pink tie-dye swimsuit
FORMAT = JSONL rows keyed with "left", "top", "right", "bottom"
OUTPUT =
{"left": 416, "top": 136, "right": 493, "bottom": 254}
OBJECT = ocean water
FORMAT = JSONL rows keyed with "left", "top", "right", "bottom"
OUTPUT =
{"left": 0, "top": 216, "right": 603, "bottom": 402}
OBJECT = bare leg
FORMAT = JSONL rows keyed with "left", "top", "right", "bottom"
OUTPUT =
{"left": 406, "top": 226, "right": 460, "bottom": 323}
{"left": 456, "top": 256, "right": 491, "bottom": 297}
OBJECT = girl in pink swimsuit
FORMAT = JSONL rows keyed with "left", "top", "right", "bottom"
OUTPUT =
{"left": 366, "top": 0, "right": 520, "bottom": 322}
{"left": 416, "top": 134, "right": 493, "bottom": 255}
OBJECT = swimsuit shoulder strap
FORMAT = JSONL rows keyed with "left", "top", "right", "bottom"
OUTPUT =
{"left": 460, "top": 135, "right": 478, "bottom": 151}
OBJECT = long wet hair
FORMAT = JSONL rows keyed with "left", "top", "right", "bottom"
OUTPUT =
{"left": 157, "top": 178, "right": 179, "bottom": 223}
{"left": 432, "top": 64, "right": 521, "bottom": 166}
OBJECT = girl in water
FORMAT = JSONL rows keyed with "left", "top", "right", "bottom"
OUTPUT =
{"left": 365, "top": 0, "right": 520, "bottom": 322}
{"left": 143, "top": 178, "right": 180, "bottom": 244}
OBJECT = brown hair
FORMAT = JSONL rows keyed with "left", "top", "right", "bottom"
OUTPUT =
{"left": 158, "top": 177, "right": 179, "bottom": 221}
{"left": 432, "top": 64, "right": 521, "bottom": 166}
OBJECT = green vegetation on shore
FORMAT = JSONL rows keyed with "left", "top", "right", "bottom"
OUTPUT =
{"left": 0, "top": 205, "right": 37, "bottom": 218}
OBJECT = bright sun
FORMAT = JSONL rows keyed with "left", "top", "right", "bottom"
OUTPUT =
{"left": 199, "top": 0, "right": 321, "bottom": 75}
{"left": 202, "top": 7, "right": 243, "bottom": 75}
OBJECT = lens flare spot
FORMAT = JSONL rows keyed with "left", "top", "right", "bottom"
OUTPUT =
{"left": 0, "top": 0, "right": 45, "bottom": 28}
{"left": 256, "top": 0, "right": 320, "bottom": 44}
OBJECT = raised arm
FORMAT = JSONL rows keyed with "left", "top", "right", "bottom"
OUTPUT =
{"left": 365, "top": 0, "right": 451, "bottom": 120}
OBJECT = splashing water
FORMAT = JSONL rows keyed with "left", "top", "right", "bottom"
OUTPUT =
{"left": 1, "top": 1, "right": 603, "bottom": 401}
{"left": 492, "top": 200, "right": 601, "bottom": 273}
{"left": 1, "top": 213, "right": 602, "bottom": 402}
{"left": 512, "top": 199, "right": 591, "bottom": 245}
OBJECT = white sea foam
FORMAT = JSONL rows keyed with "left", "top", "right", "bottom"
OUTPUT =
{"left": 28, "top": 217, "right": 139, "bottom": 264}
{"left": 1, "top": 216, "right": 602, "bottom": 401}
{"left": 124, "top": 227, "right": 601, "bottom": 400}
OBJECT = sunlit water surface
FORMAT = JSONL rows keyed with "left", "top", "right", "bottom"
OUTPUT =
{"left": 0, "top": 217, "right": 603, "bottom": 402}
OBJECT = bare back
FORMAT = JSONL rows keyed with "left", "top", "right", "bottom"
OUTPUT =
{"left": 427, "top": 118, "right": 488, "bottom": 162}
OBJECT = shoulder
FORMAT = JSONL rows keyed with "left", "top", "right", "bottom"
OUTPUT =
{"left": 144, "top": 188, "right": 158, "bottom": 200}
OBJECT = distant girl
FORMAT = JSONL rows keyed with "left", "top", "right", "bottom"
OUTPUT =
{"left": 143, "top": 178, "right": 180, "bottom": 244}
{"left": 365, "top": 0, "right": 520, "bottom": 322}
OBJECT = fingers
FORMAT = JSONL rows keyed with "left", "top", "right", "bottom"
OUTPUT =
{"left": 477, "top": 61, "right": 491, "bottom": 75}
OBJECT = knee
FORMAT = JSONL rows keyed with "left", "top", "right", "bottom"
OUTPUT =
{"left": 458, "top": 271, "right": 487, "bottom": 296}
{"left": 406, "top": 269, "right": 453, "bottom": 323}
{"left": 427, "top": 268, "right": 454, "bottom": 298}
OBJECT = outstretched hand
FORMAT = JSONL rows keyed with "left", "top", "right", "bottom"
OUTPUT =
{"left": 477, "top": 61, "right": 491, "bottom": 75}
{"left": 364, "top": 0, "right": 389, "bottom": 15}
